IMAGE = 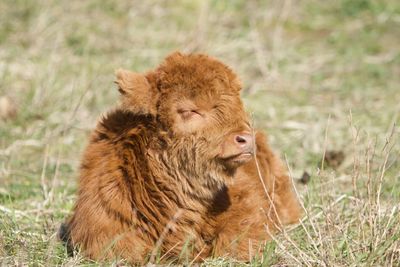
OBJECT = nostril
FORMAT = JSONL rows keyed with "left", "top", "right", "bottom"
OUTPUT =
{"left": 235, "top": 135, "right": 247, "bottom": 144}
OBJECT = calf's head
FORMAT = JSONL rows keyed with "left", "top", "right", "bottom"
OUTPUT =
{"left": 116, "top": 52, "right": 253, "bottom": 184}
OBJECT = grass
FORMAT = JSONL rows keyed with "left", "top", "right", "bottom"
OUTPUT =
{"left": 0, "top": 0, "right": 399, "bottom": 266}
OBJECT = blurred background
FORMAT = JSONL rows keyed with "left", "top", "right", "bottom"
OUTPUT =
{"left": 0, "top": 0, "right": 399, "bottom": 265}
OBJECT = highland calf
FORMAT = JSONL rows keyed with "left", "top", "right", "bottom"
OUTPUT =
{"left": 60, "top": 52, "right": 301, "bottom": 264}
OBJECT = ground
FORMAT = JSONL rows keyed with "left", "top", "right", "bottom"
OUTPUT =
{"left": 0, "top": 0, "right": 399, "bottom": 266}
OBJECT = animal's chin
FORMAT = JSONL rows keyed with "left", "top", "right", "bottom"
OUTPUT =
{"left": 228, "top": 152, "right": 253, "bottom": 164}
{"left": 218, "top": 152, "right": 253, "bottom": 170}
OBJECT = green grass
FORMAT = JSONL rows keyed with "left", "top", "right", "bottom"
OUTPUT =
{"left": 1, "top": 0, "right": 399, "bottom": 266}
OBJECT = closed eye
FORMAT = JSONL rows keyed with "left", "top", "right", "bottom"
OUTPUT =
{"left": 177, "top": 109, "right": 203, "bottom": 120}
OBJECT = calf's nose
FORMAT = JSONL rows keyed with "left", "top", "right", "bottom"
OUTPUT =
{"left": 234, "top": 133, "right": 254, "bottom": 153}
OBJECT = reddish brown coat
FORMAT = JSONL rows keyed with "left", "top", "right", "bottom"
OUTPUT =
{"left": 60, "top": 52, "right": 301, "bottom": 264}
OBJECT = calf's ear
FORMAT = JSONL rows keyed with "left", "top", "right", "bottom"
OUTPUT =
{"left": 115, "top": 69, "right": 159, "bottom": 115}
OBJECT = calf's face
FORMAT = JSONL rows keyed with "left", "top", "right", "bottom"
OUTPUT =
{"left": 116, "top": 52, "right": 253, "bottom": 179}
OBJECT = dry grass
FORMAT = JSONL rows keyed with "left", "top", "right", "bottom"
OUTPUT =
{"left": 0, "top": 0, "right": 399, "bottom": 266}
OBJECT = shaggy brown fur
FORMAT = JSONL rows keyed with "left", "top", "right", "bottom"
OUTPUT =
{"left": 60, "top": 52, "right": 301, "bottom": 264}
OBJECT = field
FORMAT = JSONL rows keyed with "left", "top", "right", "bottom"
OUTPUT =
{"left": 0, "top": 0, "right": 399, "bottom": 266}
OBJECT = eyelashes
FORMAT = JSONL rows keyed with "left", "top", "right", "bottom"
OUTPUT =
{"left": 177, "top": 104, "right": 221, "bottom": 121}
{"left": 177, "top": 109, "right": 203, "bottom": 120}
